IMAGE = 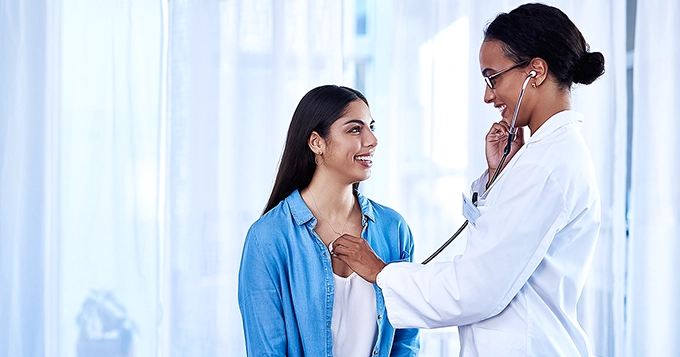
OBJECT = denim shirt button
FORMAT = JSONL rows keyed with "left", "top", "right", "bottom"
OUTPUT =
{"left": 373, "top": 350, "right": 378, "bottom": 355}
{"left": 377, "top": 314, "right": 382, "bottom": 319}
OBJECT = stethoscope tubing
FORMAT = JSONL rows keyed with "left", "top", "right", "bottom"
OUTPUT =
{"left": 422, "top": 73, "right": 534, "bottom": 264}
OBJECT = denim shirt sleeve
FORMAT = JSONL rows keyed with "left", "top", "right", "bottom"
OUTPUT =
{"left": 238, "top": 226, "right": 287, "bottom": 357}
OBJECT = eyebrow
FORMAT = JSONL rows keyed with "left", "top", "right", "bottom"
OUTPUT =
{"left": 343, "top": 119, "right": 375, "bottom": 125}
{"left": 481, "top": 68, "right": 495, "bottom": 76}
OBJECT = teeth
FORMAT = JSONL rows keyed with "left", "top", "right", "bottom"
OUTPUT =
{"left": 497, "top": 105, "right": 506, "bottom": 112}
{"left": 355, "top": 156, "right": 372, "bottom": 161}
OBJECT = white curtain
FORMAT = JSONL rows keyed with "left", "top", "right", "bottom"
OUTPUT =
{"left": 162, "top": 0, "right": 345, "bottom": 355}
{"left": 627, "top": 1, "right": 680, "bottom": 356}
{"left": 0, "top": 0, "right": 53, "bottom": 356}
{"left": 58, "top": 1, "right": 163, "bottom": 357}
{"left": 2, "top": 0, "right": 164, "bottom": 356}
{"left": 0, "top": 0, "right": 660, "bottom": 356}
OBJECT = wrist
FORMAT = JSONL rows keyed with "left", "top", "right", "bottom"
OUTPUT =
{"left": 486, "top": 167, "right": 498, "bottom": 186}
{"left": 373, "top": 262, "right": 388, "bottom": 285}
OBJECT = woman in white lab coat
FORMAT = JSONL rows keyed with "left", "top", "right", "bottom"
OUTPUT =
{"left": 332, "top": 3, "right": 605, "bottom": 356}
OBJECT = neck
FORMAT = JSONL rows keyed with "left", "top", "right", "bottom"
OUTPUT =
{"left": 302, "top": 176, "right": 356, "bottom": 221}
{"left": 528, "top": 88, "right": 571, "bottom": 134}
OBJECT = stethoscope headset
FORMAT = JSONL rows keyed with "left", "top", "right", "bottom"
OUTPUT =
{"left": 422, "top": 70, "right": 537, "bottom": 264}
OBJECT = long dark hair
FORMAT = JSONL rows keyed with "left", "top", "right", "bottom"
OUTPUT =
{"left": 484, "top": 3, "right": 605, "bottom": 89}
{"left": 263, "top": 85, "right": 368, "bottom": 214}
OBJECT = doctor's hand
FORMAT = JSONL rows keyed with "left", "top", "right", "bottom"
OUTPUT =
{"left": 331, "top": 234, "right": 387, "bottom": 284}
{"left": 485, "top": 120, "right": 525, "bottom": 176}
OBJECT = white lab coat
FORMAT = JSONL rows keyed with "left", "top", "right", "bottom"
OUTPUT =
{"left": 377, "top": 111, "right": 601, "bottom": 356}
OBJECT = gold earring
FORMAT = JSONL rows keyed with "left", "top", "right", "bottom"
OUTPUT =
{"left": 531, "top": 82, "right": 537, "bottom": 88}
{"left": 315, "top": 152, "right": 323, "bottom": 166}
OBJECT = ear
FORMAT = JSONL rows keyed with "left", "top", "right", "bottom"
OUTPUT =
{"left": 528, "top": 58, "right": 548, "bottom": 87}
{"left": 308, "top": 131, "right": 325, "bottom": 155}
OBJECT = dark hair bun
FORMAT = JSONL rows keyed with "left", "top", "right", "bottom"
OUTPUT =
{"left": 573, "top": 51, "right": 605, "bottom": 85}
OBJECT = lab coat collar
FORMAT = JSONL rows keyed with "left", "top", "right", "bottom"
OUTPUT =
{"left": 481, "top": 110, "right": 583, "bottom": 195}
{"left": 525, "top": 110, "right": 583, "bottom": 145}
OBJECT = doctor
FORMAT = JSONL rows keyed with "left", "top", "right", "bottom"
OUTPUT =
{"left": 332, "top": 3, "right": 605, "bottom": 356}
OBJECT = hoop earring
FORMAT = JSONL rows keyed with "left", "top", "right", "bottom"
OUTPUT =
{"left": 315, "top": 153, "right": 323, "bottom": 166}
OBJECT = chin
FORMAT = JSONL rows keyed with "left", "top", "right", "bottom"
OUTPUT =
{"left": 350, "top": 174, "right": 371, "bottom": 185}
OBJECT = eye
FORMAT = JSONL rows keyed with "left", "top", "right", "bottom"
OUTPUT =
{"left": 348, "top": 125, "right": 361, "bottom": 133}
{"left": 370, "top": 123, "right": 376, "bottom": 131}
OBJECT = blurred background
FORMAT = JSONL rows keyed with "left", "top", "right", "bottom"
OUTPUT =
{"left": 1, "top": 0, "right": 678, "bottom": 356}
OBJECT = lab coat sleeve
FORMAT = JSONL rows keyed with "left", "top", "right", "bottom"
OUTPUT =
{"left": 389, "top": 223, "right": 420, "bottom": 356}
{"left": 238, "top": 228, "right": 287, "bottom": 357}
{"left": 377, "top": 161, "right": 568, "bottom": 328}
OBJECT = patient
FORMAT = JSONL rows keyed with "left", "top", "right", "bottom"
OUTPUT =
{"left": 238, "top": 84, "right": 419, "bottom": 356}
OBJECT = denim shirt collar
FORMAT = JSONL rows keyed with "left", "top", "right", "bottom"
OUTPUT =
{"left": 287, "top": 189, "right": 375, "bottom": 227}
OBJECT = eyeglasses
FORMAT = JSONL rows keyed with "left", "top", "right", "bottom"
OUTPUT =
{"left": 483, "top": 60, "right": 530, "bottom": 89}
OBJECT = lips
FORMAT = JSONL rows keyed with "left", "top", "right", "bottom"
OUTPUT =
{"left": 495, "top": 103, "right": 507, "bottom": 117}
{"left": 354, "top": 154, "right": 373, "bottom": 167}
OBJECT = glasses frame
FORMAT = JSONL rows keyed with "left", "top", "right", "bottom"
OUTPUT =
{"left": 484, "top": 60, "right": 530, "bottom": 89}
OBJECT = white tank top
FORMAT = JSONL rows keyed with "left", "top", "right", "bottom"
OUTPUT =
{"left": 331, "top": 272, "right": 378, "bottom": 357}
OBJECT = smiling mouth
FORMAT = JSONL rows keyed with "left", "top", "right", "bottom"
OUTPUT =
{"left": 355, "top": 155, "right": 373, "bottom": 162}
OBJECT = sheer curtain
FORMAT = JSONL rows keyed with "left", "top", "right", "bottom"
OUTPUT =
{"left": 627, "top": 1, "right": 680, "bottom": 356}
{"left": 2, "top": 0, "right": 163, "bottom": 356}
{"left": 0, "top": 0, "right": 663, "bottom": 356}
{"left": 0, "top": 0, "right": 53, "bottom": 355}
{"left": 57, "top": 1, "right": 163, "bottom": 357}
{"left": 163, "top": 0, "right": 346, "bottom": 355}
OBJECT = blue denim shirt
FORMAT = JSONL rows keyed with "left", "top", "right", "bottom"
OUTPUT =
{"left": 238, "top": 190, "right": 419, "bottom": 356}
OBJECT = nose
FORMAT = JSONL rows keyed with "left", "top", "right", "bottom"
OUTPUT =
{"left": 366, "top": 129, "right": 378, "bottom": 148}
{"left": 483, "top": 85, "right": 495, "bottom": 104}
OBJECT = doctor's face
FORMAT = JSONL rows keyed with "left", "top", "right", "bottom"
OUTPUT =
{"left": 479, "top": 40, "right": 532, "bottom": 127}
{"left": 319, "top": 100, "right": 377, "bottom": 185}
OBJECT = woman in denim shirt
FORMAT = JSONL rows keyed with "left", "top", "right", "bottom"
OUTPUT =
{"left": 238, "top": 85, "right": 419, "bottom": 357}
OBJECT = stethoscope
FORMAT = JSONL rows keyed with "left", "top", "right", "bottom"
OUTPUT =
{"left": 422, "top": 70, "right": 537, "bottom": 264}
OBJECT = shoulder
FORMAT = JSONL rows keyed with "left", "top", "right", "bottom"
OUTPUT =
{"left": 250, "top": 199, "right": 288, "bottom": 228}
{"left": 251, "top": 189, "right": 311, "bottom": 231}
{"left": 358, "top": 193, "right": 413, "bottom": 245}
{"left": 520, "top": 114, "right": 595, "bottom": 184}
{"left": 358, "top": 194, "right": 415, "bottom": 261}
{"left": 357, "top": 192, "right": 408, "bottom": 226}
{"left": 245, "top": 198, "right": 297, "bottom": 249}
{"left": 509, "top": 135, "right": 598, "bottom": 216}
